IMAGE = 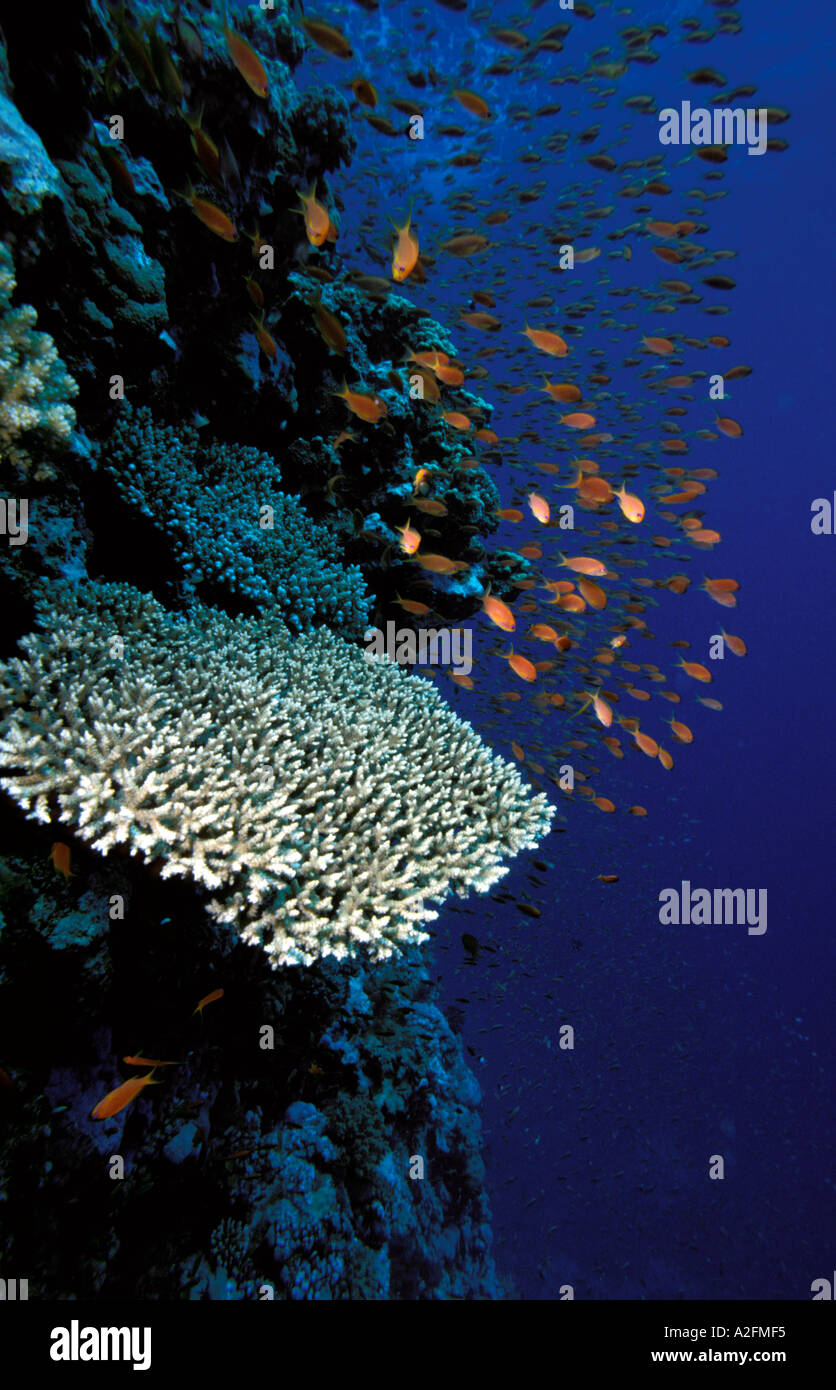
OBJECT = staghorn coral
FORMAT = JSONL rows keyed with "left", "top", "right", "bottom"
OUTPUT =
{"left": 101, "top": 406, "right": 370, "bottom": 635}
{"left": 0, "top": 580, "right": 553, "bottom": 968}
{"left": 0, "top": 242, "right": 77, "bottom": 478}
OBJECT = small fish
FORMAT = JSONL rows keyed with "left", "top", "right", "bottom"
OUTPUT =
{"left": 50, "top": 842, "right": 74, "bottom": 881}
{"left": 123, "top": 1056, "right": 178, "bottom": 1068}
{"left": 411, "top": 498, "right": 447, "bottom": 517}
{"left": 311, "top": 292, "right": 346, "bottom": 354}
{"left": 299, "top": 17, "right": 354, "bottom": 59}
{"left": 244, "top": 275, "right": 264, "bottom": 308}
{"left": 721, "top": 629, "right": 747, "bottom": 657}
{"left": 481, "top": 592, "right": 516, "bottom": 632}
{"left": 183, "top": 107, "right": 221, "bottom": 183}
{"left": 452, "top": 88, "right": 492, "bottom": 120}
{"left": 615, "top": 484, "right": 645, "bottom": 524}
{"left": 522, "top": 325, "right": 568, "bottom": 357}
{"left": 559, "top": 554, "right": 607, "bottom": 576}
{"left": 193, "top": 988, "right": 225, "bottom": 1017}
{"left": 351, "top": 77, "right": 378, "bottom": 108}
{"left": 391, "top": 206, "right": 419, "bottom": 283}
{"left": 91, "top": 1071, "right": 158, "bottom": 1121}
{"left": 179, "top": 184, "right": 238, "bottom": 242}
{"left": 100, "top": 146, "right": 136, "bottom": 197}
{"left": 251, "top": 313, "right": 278, "bottom": 360}
{"left": 678, "top": 659, "right": 712, "bottom": 683}
{"left": 441, "top": 410, "right": 472, "bottom": 431}
{"left": 332, "top": 381, "right": 388, "bottom": 423}
{"left": 395, "top": 518, "right": 421, "bottom": 555}
{"left": 528, "top": 492, "right": 550, "bottom": 525}
{"left": 392, "top": 594, "right": 431, "bottom": 617}
{"left": 296, "top": 182, "right": 330, "bottom": 247}
{"left": 501, "top": 649, "right": 538, "bottom": 683}
{"left": 223, "top": 10, "right": 269, "bottom": 97}
{"left": 415, "top": 553, "right": 465, "bottom": 575}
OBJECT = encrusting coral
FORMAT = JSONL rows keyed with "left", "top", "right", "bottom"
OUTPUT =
{"left": 0, "top": 241, "right": 77, "bottom": 478}
{"left": 0, "top": 580, "right": 554, "bottom": 967}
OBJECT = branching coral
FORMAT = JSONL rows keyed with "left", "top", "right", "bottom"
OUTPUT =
{"left": 0, "top": 242, "right": 77, "bottom": 478}
{"left": 102, "top": 406, "right": 370, "bottom": 635}
{"left": 0, "top": 581, "right": 554, "bottom": 968}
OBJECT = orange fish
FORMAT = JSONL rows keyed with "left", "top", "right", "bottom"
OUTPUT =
{"left": 578, "top": 578, "right": 607, "bottom": 611}
{"left": 183, "top": 107, "right": 221, "bottom": 182}
{"left": 678, "top": 659, "right": 712, "bottom": 683}
{"left": 351, "top": 78, "right": 378, "bottom": 108}
{"left": 392, "top": 594, "right": 431, "bottom": 617}
{"left": 297, "top": 183, "right": 330, "bottom": 247}
{"left": 542, "top": 379, "right": 582, "bottom": 404}
{"left": 501, "top": 649, "right": 538, "bottom": 682}
{"left": 721, "top": 629, "right": 747, "bottom": 657}
{"left": 123, "top": 1056, "right": 178, "bottom": 1068}
{"left": 415, "top": 553, "right": 464, "bottom": 575}
{"left": 523, "top": 325, "right": 568, "bottom": 356}
{"left": 701, "top": 577, "right": 739, "bottom": 608}
{"left": 333, "top": 382, "right": 388, "bottom": 423}
{"left": 395, "top": 518, "right": 421, "bottom": 555}
{"left": 642, "top": 335, "right": 675, "bottom": 356}
{"left": 299, "top": 17, "right": 353, "bottom": 59}
{"left": 633, "top": 730, "right": 659, "bottom": 758}
{"left": 391, "top": 207, "right": 419, "bottom": 283}
{"left": 559, "top": 554, "right": 607, "bottom": 576}
{"left": 667, "top": 719, "right": 693, "bottom": 744}
{"left": 528, "top": 492, "right": 550, "bottom": 525}
{"left": 716, "top": 416, "right": 743, "bottom": 438}
{"left": 181, "top": 185, "right": 237, "bottom": 241}
{"left": 615, "top": 485, "right": 645, "bottom": 524}
{"left": 251, "top": 313, "right": 278, "bottom": 360}
{"left": 452, "top": 88, "right": 492, "bottom": 120}
{"left": 193, "top": 988, "right": 225, "bottom": 1017}
{"left": 91, "top": 1071, "right": 158, "bottom": 1121}
{"left": 50, "top": 842, "right": 74, "bottom": 881}
{"left": 223, "top": 13, "right": 269, "bottom": 97}
{"left": 411, "top": 498, "right": 447, "bottom": 517}
{"left": 561, "top": 412, "right": 596, "bottom": 430}
{"left": 481, "top": 592, "right": 515, "bottom": 632}
{"left": 441, "top": 411, "right": 472, "bottom": 431}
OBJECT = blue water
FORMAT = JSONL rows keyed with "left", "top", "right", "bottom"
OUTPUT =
{"left": 304, "top": 0, "right": 836, "bottom": 1298}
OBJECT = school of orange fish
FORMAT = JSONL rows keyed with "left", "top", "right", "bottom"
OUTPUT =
{"left": 282, "top": 2, "right": 779, "bottom": 831}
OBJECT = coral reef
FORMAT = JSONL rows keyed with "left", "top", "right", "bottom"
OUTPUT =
{"left": 0, "top": 91, "right": 62, "bottom": 214}
{"left": 0, "top": 0, "right": 539, "bottom": 1302}
{"left": 0, "top": 580, "right": 553, "bottom": 968}
{"left": 0, "top": 241, "right": 77, "bottom": 478}
{"left": 99, "top": 405, "right": 370, "bottom": 634}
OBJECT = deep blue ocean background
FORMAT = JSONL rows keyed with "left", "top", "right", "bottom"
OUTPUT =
{"left": 300, "top": 0, "right": 836, "bottom": 1298}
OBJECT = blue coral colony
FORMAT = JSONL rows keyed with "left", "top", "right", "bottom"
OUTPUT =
{"left": 0, "top": 0, "right": 780, "bottom": 1301}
